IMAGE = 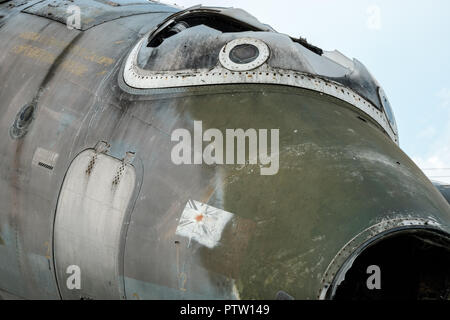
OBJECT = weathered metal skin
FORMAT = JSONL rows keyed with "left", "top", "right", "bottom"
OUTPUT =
{"left": 434, "top": 181, "right": 450, "bottom": 205}
{"left": 0, "top": 0, "right": 449, "bottom": 300}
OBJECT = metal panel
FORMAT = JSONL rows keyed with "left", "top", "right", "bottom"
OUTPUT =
{"left": 0, "top": 8, "right": 158, "bottom": 299}
{"left": 120, "top": 86, "right": 450, "bottom": 299}
{"left": 54, "top": 149, "right": 136, "bottom": 299}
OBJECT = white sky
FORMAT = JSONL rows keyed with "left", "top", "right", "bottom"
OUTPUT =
{"left": 161, "top": 0, "right": 450, "bottom": 184}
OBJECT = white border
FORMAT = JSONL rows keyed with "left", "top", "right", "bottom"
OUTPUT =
{"left": 219, "top": 38, "right": 270, "bottom": 71}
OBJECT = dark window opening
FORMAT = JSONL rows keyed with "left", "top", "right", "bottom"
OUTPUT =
{"left": 147, "top": 13, "right": 260, "bottom": 48}
{"left": 146, "top": 10, "right": 323, "bottom": 56}
{"left": 333, "top": 230, "right": 450, "bottom": 300}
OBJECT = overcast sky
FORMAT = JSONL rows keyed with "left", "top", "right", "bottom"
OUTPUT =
{"left": 162, "top": 0, "right": 450, "bottom": 183}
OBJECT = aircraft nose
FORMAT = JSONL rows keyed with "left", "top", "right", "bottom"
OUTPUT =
{"left": 143, "top": 86, "right": 450, "bottom": 300}
{"left": 119, "top": 85, "right": 450, "bottom": 300}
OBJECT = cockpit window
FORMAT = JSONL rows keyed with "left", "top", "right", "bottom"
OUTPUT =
{"left": 147, "top": 13, "right": 260, "bottom": 48}
{"left": 137, "top": 7, "right": 323, "bottom": 73}
{"left": 145, "top": 7, "right": 321, "bottom": 54}
{"left": 147, "top": 8, "right": 267, "bottom": 48}
{"left": 121, "top": 6, "right": 398, "bottom": 144}
{"left": 136, "top": 8, "right": 273, "bottom": 71}
{"left": 138, "top": 25, "right": 225, "bottom": 71}
{"left": 378, "top": 87, "right": 397, "bottom": 130}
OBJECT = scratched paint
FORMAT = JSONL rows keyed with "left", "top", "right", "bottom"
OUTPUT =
{"left": 18, "top": 32, "right": 115, "bottom": 66}
{"left": 11, "top": 44, "right": 89, "bottom": 76}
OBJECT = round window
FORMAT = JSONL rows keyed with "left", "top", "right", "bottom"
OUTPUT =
{"left": 219, "top": 38, "right": 269, "bottom": 71}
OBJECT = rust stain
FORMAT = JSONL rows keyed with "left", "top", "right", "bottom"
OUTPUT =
{"left": 174, "top": 240, "right": 188, "bottom": 292}
{"left": 179, "top": 272, "right": 187, "bottom": 291}
{"left": 11, "top": 44, "right": 89, "bottom": 76}
{"left": 112, "top": 163, "right": 125, "bottom": 186}
{"left": 12, "top": 44, "right": 55, "bottom": 63}
{"left": 175, "top": 240, "right": 180, "bottom": 272}
{"left": 200, "top": 185, "right": 215, "bottom": 203}
{"left": 18, "top": 32, "right": 115, "bottom": 67}
{"left": 44, "top": 241, "right": 51, "bottom": 259}
{"left": 83, "top": 17, "right": 95, "bottom": 24}
{"left": 19, "top": 32, "right": 67, "bottom": 49}
{"left": 85, "top": 154, "right": 97, "bottom": 176}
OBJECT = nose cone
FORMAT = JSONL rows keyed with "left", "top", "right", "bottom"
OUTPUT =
{"left": 122, "top": 84, "right": 450, "bottom": 300}
{"left": 179, "top": 85, "right": 450, "bottom": 298}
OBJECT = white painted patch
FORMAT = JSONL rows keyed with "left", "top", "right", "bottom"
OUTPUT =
{"left": 176, "top": 200, "right": 233, "bottom": 248}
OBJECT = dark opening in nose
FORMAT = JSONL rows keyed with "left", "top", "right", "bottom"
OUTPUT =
{"left": 333, "top": 230, "right": 450, "bottom": 300}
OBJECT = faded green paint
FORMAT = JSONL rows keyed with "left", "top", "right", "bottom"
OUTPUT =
{"left": 158, "top": 84, "right": 450, "bottom": 299}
